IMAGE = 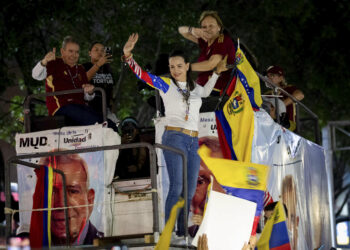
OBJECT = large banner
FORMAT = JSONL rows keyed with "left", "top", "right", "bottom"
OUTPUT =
{"left": 251, "top": 110, "right": 331, "bottom": 249}
{"left": 15, "top": 124, "right": 120, "bottom": 246}
{"left": 185, "top": 111, "right": 331, "bottom": 249}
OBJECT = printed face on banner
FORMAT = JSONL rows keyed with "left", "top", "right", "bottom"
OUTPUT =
{"left": 30, "top": 151, "right": 104, "bottom": 246}
{"left": 281, "top": 175, "right": 299, "bottom": 250}
{"left": 192, "top": 113, "right": 224, "bottom": 219}
{"left": 40, "top": 155, "right": 95, "bottom": 244}
{"left": 15, "top": 125, "right": 120, "bottom": 246}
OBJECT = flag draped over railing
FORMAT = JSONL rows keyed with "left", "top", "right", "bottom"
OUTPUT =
{"left": 216, "top": 42, "right": 262, "bottom": 162}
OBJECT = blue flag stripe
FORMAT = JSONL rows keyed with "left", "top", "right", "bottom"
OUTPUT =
{"left": 269, "top": 221, "right": 290, "bottom": 248}
{"left": 215, "top": 110, "right": 237, "bottom": 160}
{"left": 237, "top": 69, "right": 259, "bottom": 109}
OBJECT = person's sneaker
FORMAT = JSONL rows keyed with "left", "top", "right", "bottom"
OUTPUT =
{"left": 170, "top": 233, "right": 187, "bottom": 246}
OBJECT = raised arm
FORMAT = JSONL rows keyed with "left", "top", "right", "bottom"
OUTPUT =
{"left": 178, "top": 26, "right": 208, "bottom": 44}
{"left": 86, "top": 53, "right": 112, "bottom": 81}
{"left": 199, "top": 55, "right": 228, "bottom": 97}
{"left": 190, "top": 54, "right": 223, "bottom": 72}
{"left": 32, "top": 48, "right": 56, "bottom": 81}
{"left": 123, "top": 33, "right": 170, "bottom": 93}
{"left": 284, "top": 89, "right": 304, "bottom": 106}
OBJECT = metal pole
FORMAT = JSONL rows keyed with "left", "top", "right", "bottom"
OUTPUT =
{"left": 257, "top": 72, "right": 320, "bottom": 144}
{"left": 273, "top": 88, "right": 280, "bottom": 124}
{"left": 155, "top": 90, "right": 162, "bottom": 117}
{"left": 322, "top": 126, "right": 337, "bottom": 247}
{"left": 6, "top": 142, "right": 157, "bottom": 246}
{"left": 23, "top": 87, "right": 107, "bottom": 133}
{"left": 4, "top": 161, "right": 12, "bottom": 237}
{"left": 215, "top": 67, "right": 236, "bottom": 111}
{"left": 296, "top": 103, "right": 300, "bottom": 134}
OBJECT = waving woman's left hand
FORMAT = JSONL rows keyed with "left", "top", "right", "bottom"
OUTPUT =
{"left": 123, "top": 33, "right": 139, "bottom": 58}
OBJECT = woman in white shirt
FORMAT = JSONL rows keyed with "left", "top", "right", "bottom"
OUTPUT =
{"left": 122, "top": 33, "right": 227, "bottom": 238}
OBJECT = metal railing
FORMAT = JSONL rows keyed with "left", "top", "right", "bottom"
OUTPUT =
{"left": 23, "top": 87, "right": 107, "bottom": 133}
{"left": 257, "top": 72, "right": 321, "bottom": 144}
{"left": 5, "top": 141, "right": 191, "bottom": 247}
{"left": 5, "top": 142, "right": 161, "bottom": 246}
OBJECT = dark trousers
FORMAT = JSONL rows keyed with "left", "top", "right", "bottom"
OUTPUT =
{"left": 55, "top": 103, "right": 118, "bottom": 132}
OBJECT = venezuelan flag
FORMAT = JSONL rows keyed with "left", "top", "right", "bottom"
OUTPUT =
{"left": 30, "top": 165, "right": 53, "bottom": 248}
{"left": 235, "top": 47, "right": 262, "bottom": 110}
{"left": 215, "top": 109, "right": 236, "bottom": 160}
{"left": 221, "top": 76, "right": 255, "bottom": 162}
{"left": 125, "top": 56, "right": 171, "bottom": 93}
{"left": 198, "top": 145, "right": 269, "bottom": 234}
{"left": 257, "top": 201, "right": 291, "bottom": 250}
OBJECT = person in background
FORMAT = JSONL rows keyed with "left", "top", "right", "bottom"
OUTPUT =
{"left": 178, "top": 10, "right": 236, "bottom": 95}
{"left": 265, "top": 65, "right": 304, "bottom": 131}
{"left": 82, "top": 42, "right": 119, "bottom": 125}
{"left": 122, "top": 33, "right": 227, "bottom": 241}
{"left": 31, "top": 36, "right": 118, "bottom": 131}
{"left": 263, "top": 201, "right": 278, "bottom": 225}
{"left": 261, "top": 96, "right": 290, "bottom": 129}
{"left": 114, "top": 117, "right": 149, "bottom": 179}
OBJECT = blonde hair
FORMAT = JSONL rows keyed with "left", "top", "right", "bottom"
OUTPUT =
{"left": 199, "top": 11, "right": 224, "bottom": 32}
{"left": 281, "top": 175, "right": 296, "bottom": 201}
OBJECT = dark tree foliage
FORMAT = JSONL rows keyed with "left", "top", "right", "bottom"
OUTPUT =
{"left": 0, "top": 0, "right": 349, "bottom": 228}
{"left": 0, "top": 0, "right": 349, "bottom": 136}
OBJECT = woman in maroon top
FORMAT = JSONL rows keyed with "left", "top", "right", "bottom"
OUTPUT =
{"left": 179, "top": 11, "right": 236, "bottom": 95}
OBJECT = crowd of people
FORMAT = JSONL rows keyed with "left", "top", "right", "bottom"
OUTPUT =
{"left": 21, "top": 9, "right": 307, "bottom": 249}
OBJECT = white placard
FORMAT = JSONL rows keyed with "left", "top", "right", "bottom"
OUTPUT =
{"left": 192, "top": 190, "right": 257, "bottom": 250}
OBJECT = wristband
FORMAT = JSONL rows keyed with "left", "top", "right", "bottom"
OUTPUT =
{"left": 121, "top": 54, "right": 133, "bottom": 62}
{"left": 188, "top": 26, "right": 192, "bottom": 34}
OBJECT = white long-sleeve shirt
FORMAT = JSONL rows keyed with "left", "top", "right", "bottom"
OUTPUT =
{"left": 125, "top": 56, "right": 219, "bottom": 131}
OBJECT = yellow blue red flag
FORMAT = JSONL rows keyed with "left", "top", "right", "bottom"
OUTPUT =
{"left": 218, "top": 75, "right": 255, "bottom": 162}
{"left": 257, "top": 201, "right": 291, "bottom": 250}
{"left": 198, "top": 145, "right": 269, "bottom": 234}
{"left": 235, "top": 47, "right": 262, "bottom": 109}
{"left": 30, "top": 165, "right": 53, "bottom": 248}
{"left": 215, "top": 45, "right": 262, "bottom": 161}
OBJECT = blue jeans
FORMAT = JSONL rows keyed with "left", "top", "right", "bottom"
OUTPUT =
{"left": 55, "top": 103, "right": 118, "bottom": 132}
{"left": 162, "top": 130, "right": 200, "bottom": 236}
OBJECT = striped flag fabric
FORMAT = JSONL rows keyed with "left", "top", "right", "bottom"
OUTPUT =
{"left": 198, "top": 145, "right": 269, "bottom": 235}
{"left": 215, "top": 44, "right": 263, "bottom": 162}
{"left": 235, "top": 46, "right": 262, "bottom": 110}
{"left": 30, "top": 165, "right": 53, "bottom": 248}
{"left": 257, "top": 201, "right": 291, "bottom": 250}
{"left": 220, "top": 76, "right": 255, "bottom": 162}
